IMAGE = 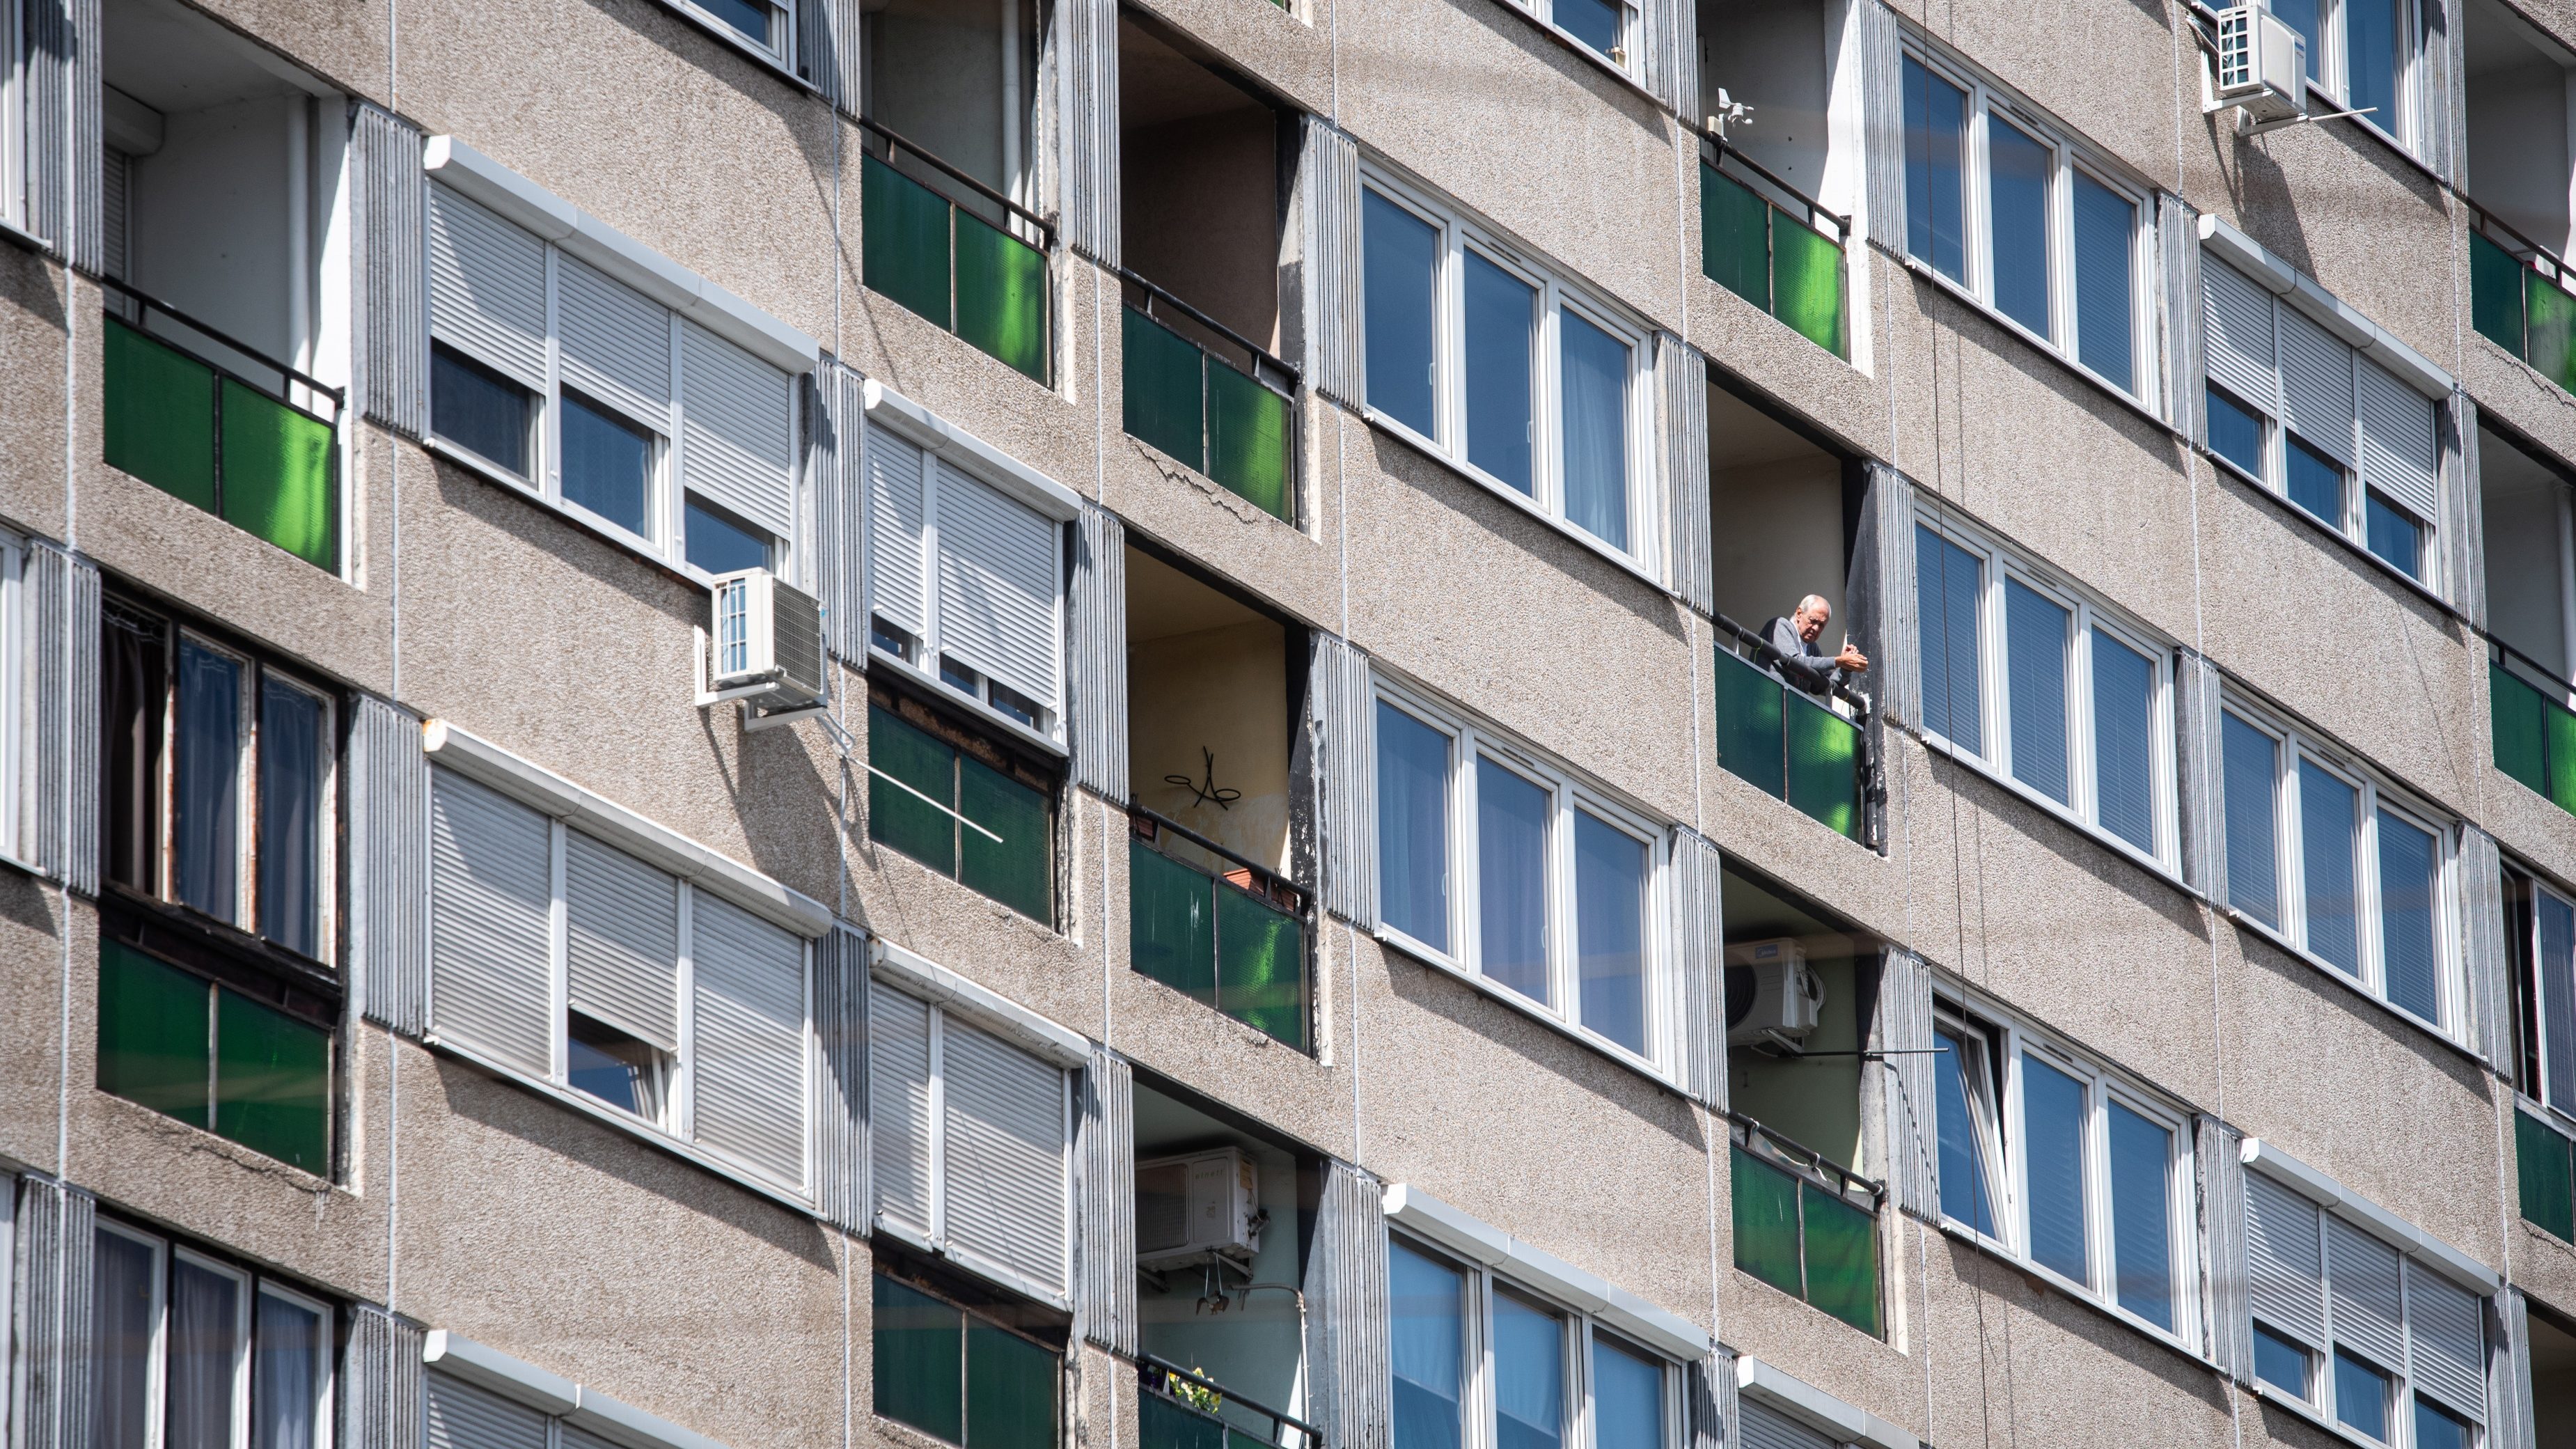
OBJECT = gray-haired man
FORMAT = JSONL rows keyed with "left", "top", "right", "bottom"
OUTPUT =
{"left": 1764, "top": 594, "right": 1869, "bottom": 696}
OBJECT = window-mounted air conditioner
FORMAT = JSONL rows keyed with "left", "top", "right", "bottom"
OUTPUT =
{"left": 1136, "top": 1147, "right": 1264, "bottom": 1269}
{"left": 1725, "top": 937, "right": 1822, "bottom": 1047}
{"left": 2212, "top": 6, "right": 2304, "bottom": 126}
{"left": 704, "top": 569, "right": 826, "bottom": 713}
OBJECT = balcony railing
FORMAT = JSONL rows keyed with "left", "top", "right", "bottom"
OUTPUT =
{"left": 1128, "top": 806, "right": 1310, "bottom": 1051}
{"left": 1729, "top": 1115, "right": 1882, "bottom": 1338}
{"left": 861, "top": 118, "right": 1052, "bottom": 384}
{"left": 101, "top": 278, "right": 341, "bottom": 572}
{"left": 2487, "top": 634, "right": 2576, "bottom": 817}
{"left": 1700, "top": 136, "right": 1848, "bottom": 359}
{"left": 1121, "top": 271, "right": 1298, "bottom": 522}
{"left": 2519, "top": 1102, "right": 2576, "bottom": 1244}
{"left": 1135, "top": 1356, "right": 1320, "bottom": 1449}
{"left": 2469, "top": 203, "right": 2576, "bottom": 393}
{"left": 1711, "top": 613, "right": 1872, "bottom": 844}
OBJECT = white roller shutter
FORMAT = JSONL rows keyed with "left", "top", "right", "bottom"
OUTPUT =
{"left": 867, "top": 425, "right": 930, "bottom": 641}
{"left": 689, "top": 893, "right": 809, "bottom": 1187}
{"left": 870, "top": 980, "right": 936, "bottom": 1239}
{"left": 427, "top": 185, "right": 548, "bottom": 390}
{"left": 941, "top": 1016, "right": 1071, "bottom": 1298}
{"left": 2246, "top": 1173, "right": 2325, "bottom": 1347}
{"left": 2327, "top": 1217, "right": 2407, "bottom": 1372}
{"left": 2203, "top": 260, "right": 2277, "bottom": 415}
{"left": 558, "top": 256, "right": 672, "bottom": 424}
{"left": 563, "top": 829, "right": 680, "bottom": 1051}
{"left": 2356, "top": 357, "right": 2440, "bottom": 524}
{"left": 936, "top": 462, "right": 1062, "bottom": 711}
{"left": 1737, "top": 1402, "right": 1835, "bottom": 1449}
{"left": 680, "top": 320, "right": 797, "bottom": 540}
{"left": 2408, "top": 1270, "right": 2487, "bottom": 1420}
{"left": 428, "top": 769, "right": 554, "bottom": 1077}
{"left": 2277, "top": 306, "right": 2356, "bottom": 465}
{"left": 425, "top": 1372, "right": 547, "bottom": 1449}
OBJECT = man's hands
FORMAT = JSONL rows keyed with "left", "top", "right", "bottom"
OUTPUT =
{"left": 1834, "top": 643, "right": 1869, "bottom": 673}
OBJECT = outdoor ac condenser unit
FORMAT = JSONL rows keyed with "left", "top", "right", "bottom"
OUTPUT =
{"left": 706, "top": 570, "right": 826, "bottom": 711}
{"left": 1136, "top": 1147, "right": 1263, "bottom": 1269}
{"left": 2213, "top": 7, "right": 2305, "bottom": 126}
{"left": 1725, "top": 937, "right": 1823, "bottom": 1047}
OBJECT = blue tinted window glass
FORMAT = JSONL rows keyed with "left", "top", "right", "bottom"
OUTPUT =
{"left": 2073, "top": 173, "right": 2136, "bottom": 392}
{"left": 2377, "top": 808, "right": 2441, "bottom": 1022}
{"left": 2412, "top": 1398, "right": 2472, "bottom": 1449}
{"left": 2208, "top": 386, "right": 2265, "bottom": 476}
{"left": 2021, "top": 1055, "right": 2091, "bottom": 1285}
{"left": 2332, "top": 1350, "right": 2390, "bottom": 1442}
{"left": 2091, "top": 629, "right": 2156, "bottom": 853}
{"left": 256, "top": 680, "right": 324, "bottom": 957}
{"left": 2252, "top": 1324, "right": 2311, "bottom": 1399}
{"left": 2543, "top": 891, "right": 2576, "bottom": 1118}
{"left": 1464, "top": 254, "right": 1537, "bottom": 496}
{"left": 1390, "top": 1246, "right": 1464, "bottom": 1449}
{"left": 1917, "top": 526, "right": 1984, "bottom": 751}
{"left": 2365, "top": 492, "right": 2422, "bottom": 579}
{"left": 2346, "top": 0, "right": 2399, "bottom": 132}
{"left": 698, "top": 0, "right": 772, "bottom": 45}
{"left": 1555, "top": 0, "right": 1623, "bottom": 58}
{"left": 1574, "top": 811, "right": 1648, "bottom": 1054}
{"left": 562, "top": 393, "right": 653, "bottom": 536}
{"left": 1476, "top": 759, "right": 1550, "bottom": 1004}
{"left": 431, "top": 345, "right": 533, "bottom": 476}
{"left": 1589, "top": 1339, "right": 1663, "bottom": 1449}
{"left": 1365, "top": 191, "right": 1440, "bottom": 434}
{"left": 1989, "top": 120, "right": 2054, "bottom": 336}
{"left": 1560, "top": 312, "right": 1631, "bottom": 551}
{"left": 1492, "top": 1294, "right": 1564, "bottom": 1449}
{"left": 2004, "top": 579, "right": 2071, "bottom": 804}
{"left": 1902, "top": 58, "right": 1968, "bottom": 281}
{"left": 2223, "top": 715, "right": 2281, "bottom": 927}
{"left": 1933, "top": 1024, "right": 1997, "bottom": 1235}
{"left": 2300, "top": 761, "right": 2362, "bottom": 975}
{"left": 176, "top": 641, "right": 243, "bottom": 924}
{"left": 2286, "top": 434, "right": 2345, "bottom": 527}
{"left": 1379, "top": 703, "right": 1453, "bottom": 952}
{"left": 2106, "top": 1102, "right": 2174, "bottom": 1331}
{"left": 685, "top": 499, "right": 769, "bottom": 575}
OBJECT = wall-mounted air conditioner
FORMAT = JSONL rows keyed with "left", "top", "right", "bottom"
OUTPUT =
{"left": 2211, "top": 6, "right": 2305, "bottom": 127}
{"left": 1136, "top": 1147, "right": 1263, "bottom": 1269}
{"left": 699, "top": 570, "right": 826, "bottom": 721}
{"left": 1725, "top": 937, "right": 1822, "bottom": 1047}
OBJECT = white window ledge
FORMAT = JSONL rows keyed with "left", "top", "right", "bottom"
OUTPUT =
{"left": 1381, "top": 1182, "right": 1712, "bottom": 1361}
{"left": 2196, "top": 216, "right": 2452, "bottom": 398}
{"left": 871, "top": 938, "right": 1090, "bottom": 1067}
{"left": 423, "top": 136, "right": 819, "bottom": 375}
{"left": 2220, "top": 906, "right": 2482, "bottom": 1070}
{"left": 1734, "top": 1356, "right": 1917, "bottom": 1449}
{"left": 421, "top": 719, "right": 833, "bottom": 937}
{"left": 424, "top": 1329, "right": 735, "bottom": 1449}
{"left": 861, "top": 380, "right": 1083, "bottom": 521}
{"left": 2248, "top": 1376, "right": 2412, "bottom": 1449}
{"left": 2201, "top": 453, "right": 2464, "bottom": 622}
{"left": 2238, "top": 1137, "right": 2499, "bottom": 1293}
{"left": 1358, "top": 408, "right": 1673, "bottom": 600}
{"left": 1908, "top": 723, "right": 2192, "bottom": 897}
{"left": 1896, "top": 253, "right": 2182, "bottom": 443}
{"left": 1372, "top": 923, "right": 1684, "bottom": 1096}
{"left": 1929, "top": 1217, "right": 2212, "bottom": 1368}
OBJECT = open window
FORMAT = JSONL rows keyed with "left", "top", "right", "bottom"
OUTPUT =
{"left": 1694, "top": 0, "right": 1856, "bottom": 356}
{"left": 100, "top": 0, "right": 350, "bottom": 572}
{"left": 2529, "top": 1299, "right": 2576, "bottom": 1449}
{"left": 1117, "top": 16, "right": 1297, "bottom": 520}
{"left": 1131, "top": 1073, "right": 1323, "bottom": 1449}
{"left": 1124, "top": 547, "right": 1311, "bottom": 1049}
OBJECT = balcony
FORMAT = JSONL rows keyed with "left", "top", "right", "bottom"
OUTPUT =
{"left": 1136, "top": 1359, "right": 1317, "bottom": 1449}
{"left": 1122, "top": 276, "right": 1297, "bottom": 520}
{"left": 2469, "top": 207, "right": 2576, "bottom": 393}
{"left": 862, "top": 121, "right": 1051, "bottom": 383}
{"left": 1713, "top": 614, "right": 1867, "bottom": 840}
{"left": 1701, "top": 138, "right": 1848, "bottom": 359}
{"left": 1130, "top": 809, "right": 1309, "bottom": 1050}
{"left": 2520, "top": 1103, "right": 2575, "bottom": 1243}
{"left": 2489, "top": 637, "right": 2576, "bottom": 816}
{"left": 1731, "top": 1117, "right": 1883, "bottom": 1337}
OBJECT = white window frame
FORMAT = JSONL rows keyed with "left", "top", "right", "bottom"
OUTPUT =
{"left": 95, "top": 1219, "right": 170, "bottom": 1447}
{"left": 1392, "top": 1233, "right": 1685, "bottom": 1449}
{"left": 1932, "top": 1002, "right": 2204, "bottom": 1353}
{"left": 1900, "top": 44, "right": 2160, "bottom": 408}
{"left": 1518, "top": 0, "right": 1642, "bottom": 74}
{"left": 2218, "top": 696, "right": 2460, "bottom": 1035}
{"left": 2292, "top": 0, "right": 2425, "bottom": 157}
{"left": 94, "top": 1222, "right": 337, "bottom": 1449}
{"left": 1913, "top": 515, "right": 2180, "bottom": 873}
{"left": 1358, "top": 169, "right": 1661, "bottom": 580}
{"left": 253, "top": 1278, "right": 337, "bottom": 1448}
{"left": 2520, "top": 869, "right": 2576, "bottom": 1124}
{"left": 1373, "top": 678, "right": 1672, "bottom": 1077}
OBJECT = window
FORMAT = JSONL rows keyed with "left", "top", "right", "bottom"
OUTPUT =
{"left": 868, "top": 696, "right": 1057, "bottom": 925}
{"left": 97, "top": 939, "right": 333, "bottom": 1174}
{"left": 873, "top": 1267, "right": 1064, "bottom": 1449}
{"left": 2509, "top": 866, "right": 2576, "bottom": 1132}
{"left": 1931, "top": 1006, "right": 2196, "bottom": 1343}
{"left": 1912, "top": 520, "right": 2176, "bottom": 866}
{"left": 2243, "top": 1171, "right": 2489, "bottom": 1441}
{"left": 2218, "top": 701, "right": 2454, "bottom": 1031}
{"left": 1899, "top": 49, "right": 2153, "bottom": 402}
{"left": 1360, "top": 178, "right": 1653, "bottom": 565}
{"left": 1373, "top": 687, "right": 1665, "bottom": 1067}
{"left": 426, "top": 765, "right": 814, "bottom": 1191}
{"left": 427, "top": 184, "right": 801, "bottom": 581}
{"left": 100, "top": 597, "right": 336, "bottom": 959}
{"left": 2268, "top": 0, "right": 2424, "bottom": 152}
{"left": 1511, "top": 0, "right": 1635, "bottom": 68}
{"left": 2200, "top": 258, "right": 2442, "bottom": 583}
{"left": 91, "top": 1221, "right": 333, "bottom": 1449}
{"left": 1389, "top": 1240, "right": 1673, "bottom": 1449}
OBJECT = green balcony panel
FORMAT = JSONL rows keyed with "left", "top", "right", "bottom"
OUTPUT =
{"left": 104, "top": 318, "right": 217, "bottom": 510}
{"left": 2550, "top": 691, "right": 2576, "bottom": 817}
{"left": 1731, "top": 1148, "right": 1803, "bottom": 1298}
{"left": 2472, "top": 230, "right": 2528, "bottom": 357}
{"left": 1714, "top": 648, "right": 1788, "bottom": 799}
{"left": 874, "top": 1274, "right": 966, "bottom": 1444}
{"left": 1785, "top": 689, "right": 1862, "bottom": 838}
{"left": 97, "top": 942, "right": 211, "bottom": 1129}
{"left": 219, "top": 380, "right": 338, "bottom": 570}
{"left": 2531, "top": 269, "right": 2576, "bottom": 395}
{"left": 1773, "top": 218, "right": 1846, "bottom": 357}
{"left": 1139, "top": 1393, "right": 1224, "bottom": 1449}
{"left": 870, "top": 705, "right": 959, "bottom": 874}
{"left": 2518, "top": 1109, "right": 2576, "bottom": 1242}
{"left": 1701, "top": 165, "right": 1770, "bottom": 311}
{"left": 864, "top": 155, "right": 955, "bottom": 330}
{"left": 960, "top": 754, "right": 1053, "bottom": 926}
{"left": 1217, "top": 883, "right": 1306, "bottom": 1050}
{"left": 2495, "top": 664, "right": 2550, "bottom": 799}
{"left": 1124, "top": 308, "right": 1206, "bottom": 469}
{"left": 966, "top": 1322, "right": 1058, "bottom": 1449}
{"left": 213, "top": 989, "right": 329, "bottom": 1175}
{"left": 1130, "top": 838, "right": 1216, "bottom": 1005}
{"left": 957, "top": 210, "right": 1049, "bottom": 382}
{"left": 1207, "top": 362, "right": 1292, "bottom": 520}
{"left": 1800, "top": 1182, "right": 1880, "bottom": 1336}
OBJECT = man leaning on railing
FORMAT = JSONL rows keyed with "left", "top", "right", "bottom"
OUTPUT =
{"left": 1764, "top": 595, "right": 1869, "bottom": 697}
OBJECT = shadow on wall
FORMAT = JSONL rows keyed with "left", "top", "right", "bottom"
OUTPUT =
{"left": 1929, "top": 1230, "right": 2237, "bottom": 1413}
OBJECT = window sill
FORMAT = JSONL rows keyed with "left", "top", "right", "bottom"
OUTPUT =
{"left": 1929, "top": 1217, "right": 2215, "bottom": 1369}
{"left": 1907, "top": 723, "right": 2199, "bottom": 904}
{"left": 644, "top": 0, "right": 828, "bottom": 107}
{"left": 2200, "top": 452, "right": 2463, "bottom": 625}
{"left": 422, "top": 435, "right": 721, "bottom": 595}
{"left": 2217, "top": 905, "right": 2481, "bottom": 1067}
{"left": 1896, "top": 253, "right": 2180, "bottom": 444}
{"left": 1371, "top": 921, "right": 1687, "bottom": 1097}
{"left": 867, "top": 647, "right": 1067, "bottom": 759}
{"left": 1356, "top": 407, "right": 1673, "bottom": 600}
{"left": 2245, "top": 1378, "right": 2396, "bottom": 1449}
{"left": 1489, "top": 0, "right": 1667, "bottom": 115}
{"left": 0, "top": 214, "right": 49, "bottom": 259}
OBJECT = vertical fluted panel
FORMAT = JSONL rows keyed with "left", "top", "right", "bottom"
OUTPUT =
{"left": 2197, "top": 1117, "right": 2248, "bottom": 1377}
{"left": 1069, "top": 503, "right": 1128, "bottom": 800}
{"left": 2447, "top": 390, "right": 2484, "bottom": 625}
{"left": 1638, "top": 0, "right": 1697, "bottom": 118}
{"left": 28, "top": 544, "right": 97, "bottom": 895}
{"left": 810, "top": 923, "right": 871, "bottom": 1232}
{"left": 341, "top": 1305, "right": 425, "bottom": 1449}
{"left": 1670, "top": 828, "right": 1724, "bottom": 1109}
{"left": 810, "top": 360, "right": 870, "bottom": 663}
{"left": 1311, "top": 634, "right": 1376, "bottom": 927}
{"left": 1074, "top": 1047, "right": 1136, "bottom": 1353}
{"left": 352, "top": 695, "right": 429, "bottom": 1035}
{"left": 1660, "top": 335, "right": 1711, "bottom": 614}
{"left": 1876, "top": 949, "right": 1935, "bottom": 1217}
{"left": 2160, "top": 194, "right": 2200, "bottom": 438}
{"left": 22, "top": 0, "right": 66, "bottom": 254}
{"left": 354, "top": 104, "right": 429, "bottom": 437}
{"left": 17, "top": 1176, "right": 95, "bottom": 1449}
{"left": 2458, "top": 825, "right": 2513, "bottom": 1074}
{"left": 2174, "top": 650, "right": 2225, "bottom": 902}
{"left": 1060, "top": 0, "right": 1120, "bottom": 265}
{"left": 1303, "top": 1164, "right": 1391, "bottom": 1449}
{"left": 798, "top": 0, "right": 863, "bottom": 116}
{"left": 1846, "top": 464, "right": 1914, "bottom": 730}
{"left": 1858, "top": 1, "right": 1904, "bottom": 254}
{"left": 1301, "top": 119, "right": 1365, "bottom": 409}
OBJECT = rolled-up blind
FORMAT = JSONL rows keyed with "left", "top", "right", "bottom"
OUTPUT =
{"left": 870, "top": 980, "right": 936, "bottom": 1241}
{"left": 427, "top": 185, "right": 549, "bottom": 390}
{"left": 563, "top": 829, "right": 680, "bottom": 1051}
{"left": 427, "top": 769, "right": 553, "bottom": 1077}
{"left": 690, "top": 892, "right": 809, "bottom": 1188}
{"left": 2409, "top": 1269, "right": 2487, "bottom": 1420}
{"left": 2245, "top": 1172, "right": 2324, "bottom": 1347}
{"left": 425, "top": 1372, "right": 547, "bottom": 1449}
{"left": 2203, "top": 260, "right": 2277, "bottom": 416}
{"left": 1737, "top": 1402, "right": 1834, "bottom": 1449}
{"left": 2325, "top": 1216, "right": 2406, "bottom": 1372}
{"left": 936, "top": 463, "right": 1062, "bottom": 713}
{"left": 680, "top": 320, "right": 797, "bottom": 541}
{"left": 2277, "top": 306, "right": 2355, "bottom": 464}
{"left": 2357, "top": 357, "right": 2439, "bottom": 522}
{"left": 558, "top": 256, "right": 671, "bottom": 424}
{"left": 942, "top": 1017, "right": 1071, "bottom": 1297}
{"left": 867, "top": 423, "right": 932, "bottom": 643}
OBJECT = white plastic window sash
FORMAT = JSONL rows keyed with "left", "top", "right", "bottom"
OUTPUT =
{"left": 100, "top": 1224, "right": 340, "bottom": 1449}
{"left": 96, "top": 1220, "right": 171, "bottom": 1446}
{"left": 0, "top": 536, "right": 23, "bottom": 864}
{"left": 1932, "top": 1008, "right": 2012, "bottom": 1248}
{"left": 1524, "top": 0, "right": 1640, "bottom": 71}
{"left": 2529, "top": 876, "right": 2576, "bottom": 1120}
{"left": 256, "top": 1279, "right": 339, "bottom": 1449}
{"left": 2304, "top": 0, "right": 2424, "bottom": 151}
{"left": 1374, "top": 679, "right": 1671, "bottom": 1073}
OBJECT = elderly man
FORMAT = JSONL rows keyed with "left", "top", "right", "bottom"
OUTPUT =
{"left": 1764, "top": 595, "right": 1869, "bottom": 696}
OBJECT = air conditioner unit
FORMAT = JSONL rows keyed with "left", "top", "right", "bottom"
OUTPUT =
{"left": 705, "top": 570, "right": 826, "bottom": 711}
{"left": 1725, "top": 937, "right": 1822, "bottom": 1047}
{"left": 1136, "top": 1147, "right": 1263, "bottom": 1269}
{"left": 2212, "top": 6, "right": 2305, "bottom": 126}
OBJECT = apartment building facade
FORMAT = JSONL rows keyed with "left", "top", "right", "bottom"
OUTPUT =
{"left": 0, "top": 0, "right": 2566, "bottom": 1443}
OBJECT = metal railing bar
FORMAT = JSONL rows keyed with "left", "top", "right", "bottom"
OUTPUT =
{"left": 1129, "top": 804, "right": 1307, "bottom": 912}
{"left": 2487, "top": 630, "right": 2576, "bottom": 696}
{"left": 98, "top": 274, "right": 345, "bottom": 409}
{"left": 2466, "top": 196, "right": 2567, "bottom": 277}
{"left": 1118, "top": 267, "right": 1301, "bottom": 395}
{"left": 1727, "top": 1110, "right": 1885, "bottom": 1205}
{"left": 1699, "top": 132, "right": 1851, "bottom": 241}
{"left": 1136, "top": 1353, "right": 1324, "bottom": 1441}
{"left": 1713, "top": 609, "right": 1873, "bottom": 717}
{"left": 856, "top": 115, "right": 1055, "bottom": 242}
